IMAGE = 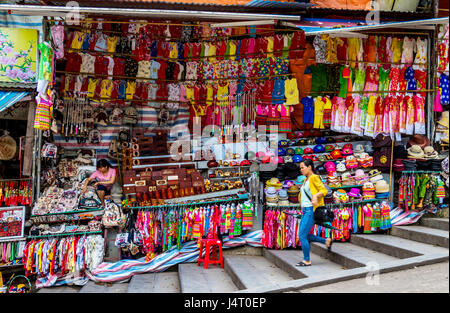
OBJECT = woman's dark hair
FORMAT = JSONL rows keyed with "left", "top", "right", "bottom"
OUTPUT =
{"left": 96, "top": 159, "right": 111, "bottom": 169}
{"left": 299, "top": 159, "right": 315, "bottom": 173}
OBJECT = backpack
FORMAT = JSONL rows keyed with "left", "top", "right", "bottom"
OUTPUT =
{"left": 83, "top": 104, "right": 95, "bottom": 129}
{"left": 158, "top": 107, "right": 170, "bottom": 126}
{"left": 102, "top": 199, "right": 125, "bottom": 228}
{"left": 79, "top": 186, "right": 102, "bottom": 209}
{"left": 123, "top": 106, "right": 138, "bottom": 125}
{"left": 89, "top": 129, "right": 102, "bottom": 144}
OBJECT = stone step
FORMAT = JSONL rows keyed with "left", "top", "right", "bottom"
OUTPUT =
{"left": 350, "top": 234, "right": 449, "bottom": 259}
{"left": 79, "top": 280, "right": 129, "bottom": 293}
{"left": 224, "top": 255, "right": 294, "bottom": 290}
{"left": 178, "top": 263, "right": 238, "bottom": 293}
{"left": 310, "top": 241, "right": 399, "bottom": 269}
{"left": 419, "top": 218, "right": 449, "bottom": 231}
{"left": 37, "top": 286, "right": 81, "bottom": 293}
{"left": 126, "top": 272, "right": 180, "bottom": 293}
{"left": 391, "top": 225, "right": 449, "bottom": 248}
{"left": 262, "top": 249, "right": 346, "bottom": 280}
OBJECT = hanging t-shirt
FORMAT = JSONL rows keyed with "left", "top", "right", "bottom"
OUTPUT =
{"left": 301, "top": 96, "right": 314, "bottom": 125}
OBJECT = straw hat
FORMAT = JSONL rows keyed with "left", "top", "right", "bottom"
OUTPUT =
{"left": 407, "top": 145, "right": 425, "bottom": 159}
{"left": 437, "top": 111, "right": 449, "bottom": 128}
{"left": 0, "top": 133, "right": 17, "bottom": 161}
{"left": 375, "top": 180, "right": 390, "bottom": 193}
{"left": 423, "top": 146, "right": 439, "bottom": 159}
{"left": 407, "top": 135, "right": 430, "bottom": 149}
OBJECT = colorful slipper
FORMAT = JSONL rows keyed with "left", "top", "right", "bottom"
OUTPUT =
{"left": 295, "top": 261, "right": 311, "bottom": 267}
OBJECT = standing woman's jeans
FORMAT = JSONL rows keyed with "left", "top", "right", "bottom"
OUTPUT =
{"left": 299, "top": 206, "right": 326, "bottom": 261}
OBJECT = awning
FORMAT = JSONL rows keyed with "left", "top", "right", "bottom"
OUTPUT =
{"left": 0, "top": 91, "right": 30, "bottom": 113}
{"left": 286, "top": 17, "right": 449, "bottom": 36}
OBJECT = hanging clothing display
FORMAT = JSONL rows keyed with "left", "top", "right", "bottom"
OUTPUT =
{"left": 22, "top": 235, "right": 104, "bottom": 277}
{"left": 261, "top": 201, "right": 392, "bottom": 248}
{"left": 134, "top": 201, "right": 254, "bottom": 261}
{"left": 397, "top": 172, "right": 446, "bottom": 212}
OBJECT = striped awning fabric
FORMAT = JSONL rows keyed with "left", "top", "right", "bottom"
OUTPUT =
{"left": 0, "top": 91, "right": 30, "bottom": 113}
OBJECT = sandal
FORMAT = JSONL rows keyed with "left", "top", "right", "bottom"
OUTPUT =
{"left": 295, "top": 261, "right": 311, "bottom": 267}
{"left": 326, "top": 238, "right": 333, "bottom": 252}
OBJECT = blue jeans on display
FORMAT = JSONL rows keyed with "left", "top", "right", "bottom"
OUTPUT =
{"left": 299, "top": 206, "right": 326, "bottom": 261}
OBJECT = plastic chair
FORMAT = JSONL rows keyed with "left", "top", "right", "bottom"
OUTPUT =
{"left": 197, "top": 238, "right": 223, "bottom": 269}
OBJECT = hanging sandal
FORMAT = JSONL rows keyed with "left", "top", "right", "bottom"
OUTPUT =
{"left": 295, "top": 261, "right": 311, "bottom": 267}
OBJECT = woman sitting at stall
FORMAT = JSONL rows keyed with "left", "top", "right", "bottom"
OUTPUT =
{"left": 82, "top": 159, "right": 116, "bottom": 206}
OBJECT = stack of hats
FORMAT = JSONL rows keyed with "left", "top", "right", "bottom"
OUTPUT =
{"left": 324, "top": 185, "right": 333, "bottom": 204}
{"left": 435, "top": 111, "right": 449, "bottom": 144}
{"left": 362, "top": 182, "right": 376, "bottom": 199}
{"left": 353, "top": 144, "right": 365, "bottom": 158}
{"left": 402, "top": 159, "right": 417, "bottom": 171}
{"left": 353, "top": 169, "right": 369, "bottom": 184}
{"left": 357, "top": 153, "right": 374, "bottom": 168}
{"left": 407, "top": 145, "right": 425, "bottom": 159}
{"left": 369, "top": 169, "right": 384, "bottom": 184}
{"left": 341, "top": 172, "right": 356, "bottom": 186}
{"left": 375, "top": 180, "right": 390, "bottom": 199}
{"left": 333, "top": 189, "right": 348, "bottom": 203}
{"left": 287, "top": 185, "right": 300, "bottom": 203}
{"left": 266, "top": 178, "right": 282, "bottom": 190}
{"left": 282, "top": 180, "right": 295, "bottom": 189}
{"left": 327, "top": 172, "right": 341, "bottom": 188}
{"left": 295, "top": 175, "right": 306, "bottom": 186}
{"left": 423, "top": 146, "right": 439, "bottom": 159}
{"left": 278, "top": 189, "right": 290, "bottom": 206}
{"left": 265, "top": 187, "right": 278, "bottom": 205}
{"left": 345, "top": 155, "right": 359, "bottom": 169}
{"left": 393, "top": 159, "right": 405, "bottom": 172}
{"left": 348, "top": 188, "right": 362, "bottom": 201}
{"left": 407, "top": 134, "right": 430, "bottom": 149}
{"left": 416, "top": 159, "right": 443, "bottom": 171}
{"left": 284, "top": 163, "right": 300, "bottom": 180}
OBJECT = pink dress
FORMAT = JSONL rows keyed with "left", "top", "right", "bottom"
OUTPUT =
{"left": 335, "top": 97, "right": 346, "bottom": 133}
{"left": 405, "top": 96, "right": 415, "bottom": 135}
{"left": 413, "top": 95, "right": 426, "bottom": 135}
{"left": 350, "top": 95, "right": 364, "bottom": 136}
{"left": 382, "top": 96, "right": 391, "bottom": 135}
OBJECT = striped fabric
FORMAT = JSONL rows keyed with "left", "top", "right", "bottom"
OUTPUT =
{"left": 0, "top": 12, "right": 43, "bottom": 40}
{"left": 53, "top": 105, "right": 190, "bottom": 165}
{"left": 35, "top": 230, "right": 263, "bottom": 288}
{"left": 0, "top": 91, "right": 30, "bottom": 113}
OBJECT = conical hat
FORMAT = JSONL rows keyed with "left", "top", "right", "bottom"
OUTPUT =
{"left": 0, "top": 135, "right": 17, "bottom": 160}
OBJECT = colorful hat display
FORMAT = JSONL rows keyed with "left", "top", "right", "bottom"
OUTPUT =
{"left": 348, "top": 188, "right": 362, "bottom": 198}
{"left": 287, "top": 185, "right": 300, "bottom": 197}
{"left": 292, "top": 155, "right": 302, "bottom": 163}
{"left": 375, "top": 180, "right": 390, "bottom": 193}
{"left": 353, "top": 144, "right": 365, "bottom": 158}
{"left": 327, "top": 171, "right": 341, "bottom": 188}
{"left": 295, "top": 175, "right": 306, "bottom": 185}
{"left": 423, "top": 146, "right": 439, "bottom": 159}
{"left": 336, "top": 161, "right": 347, "bottom": 172}
{"left": 393, "top": 159, "right": 405, "bottom": 172}
{"left": 354, "top": 169, "right": 369, "bottom": 183}
{"left": 345, "top": 155, "right": 359, "bottom": 169}
{"left": 294, "top": 147, "right": 304, "bottom": 155}
{"left": 286, "top": 148, "right": 295, "bottom": 156}
{"left": 333, "top": 189, "right": 348, "bottom": 203}
{"left": 331, "top": 149, "right": 343, "bottom": 160}
{"left": 407, "top": 145, "right": 425, "bottom": 159}
{"left": 278, "top": 139, "right": 289, "bottom": 147}
{"left": 266, "top": 178, "right": 282, "bottom": 188}
{"left": 325, "top": 144, "right": 335, "bottom": 152}
{"left": 357, "top": 153, "right": 374, "bottom": 168}
{"left": 368, "top": 169, "right": 382, "bottom": 178}
{"left": 341, "top": 144, "right": 353, "bottom": 156}
{"left": 313, "top": 144, "right": 325, "bottom": 153}
{"left": 324, "top": 161, "right": 336, "bottom": 173}
{"left": 407, "top": 135, "right": 430, "bottom": 149}
{"left": 278, "top": 148, "right": 286, "bottom": 156}
{"left": 370, "top": 173, "right": 384, "bottom": 184}
{"left": 315, "top": 136, "right": 327, "bottom": 144}
{"left": 278, "top": 189, "right": 289, "bottom": 200}
{"left": 304, "top": 147, "right": 314, "bottom": 154}
{"left": 362, "top": 182, "right": 376, "bottom": 199}
{"left": 341, "top": 172, "right": 355, "bottom": 186}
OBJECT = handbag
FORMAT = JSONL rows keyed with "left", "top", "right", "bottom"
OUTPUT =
{"left": 303, "top": 181, "right": 335, "bottom": 223}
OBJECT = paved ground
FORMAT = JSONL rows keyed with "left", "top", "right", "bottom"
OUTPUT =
{"left": 295, "top": 262, "right": 449, "bottom": 293}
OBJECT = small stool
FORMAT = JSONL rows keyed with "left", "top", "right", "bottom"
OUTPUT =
{"left": 197, "top": 239, "right": 223, "bottom": 269}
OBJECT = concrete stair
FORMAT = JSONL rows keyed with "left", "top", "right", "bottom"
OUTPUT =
{"left": 36, "top": 221, "right": 449, "bottom": 293}
{"left": 178, "top": 263, "right": 238, "bottom": 293}
{"left": 391, "top": 225, "right": 449, "bottom": 248}
{"left": 224, "top": 255, "right": 293, "bottom": 290}
{"left": 310, "top": 241, "right": 399, "bottom": 269}
{"left": 419, "top": 218, "right": 449, "bottom": 231}
{"left": 126, "top": 272, "right": 180, "bottom": 293}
